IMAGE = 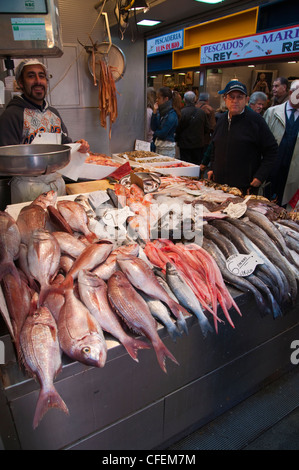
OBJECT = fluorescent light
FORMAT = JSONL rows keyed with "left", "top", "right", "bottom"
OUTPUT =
{"left": 248, "top": 65, "right": 255, "bottom": 67}
{"left": 194, "top": 0, "right": 223, "bottom": 3}
{"left": 137, "top": 19, "right": 161, "bottom": 26}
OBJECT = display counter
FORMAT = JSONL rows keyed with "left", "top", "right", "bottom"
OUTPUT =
{"left": 1, "top": 286, "right": 298, "bottom": 450}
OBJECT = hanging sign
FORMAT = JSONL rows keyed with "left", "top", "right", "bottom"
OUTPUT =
{"left": 200, "top": 25, "right": 299, "bottom": 65}
{"left": 147, "top": 30, "right": 184, "bottom": 56}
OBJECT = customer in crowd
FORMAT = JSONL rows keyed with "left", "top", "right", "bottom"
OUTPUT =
{"left": 146, "top": 87, "right": 156, "bottom": 151}
{"left": 151, "top": 86, "right": 180, "bottom": 157}
{"left": 175, "top": 91, "right": 209, "bottom": 165}
{"left": 270, "top": 77, "right": 289, "bottom": 107}
{"left": 248, "top": 91, "right": 268, "bottom": 114}
{"left": 263, "top": 79, "right": 299, "bottom": 207}
{"left": 196, "top": 92, "right": 216, "bottom": 152}
{"left": 0, "top": 59, "right": 89, "bottom": 151}
{"left": 207, "top": 80, "right": 278, "bottom": 195}
{"left": 252, "top": 72, "right": 270, "bottom": 96}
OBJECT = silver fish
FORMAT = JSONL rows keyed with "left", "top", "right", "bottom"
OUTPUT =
{"left": 165, "top": 262, "right": 214, "bottom": 337}
{"left": 20, "top": 295, "right": 69, "bottom": 429}
{"left": 138, "top": 290, "right": 181, "bottom": 342}
{"left": 78, "top": 270, "right": 150, "bottom": 362}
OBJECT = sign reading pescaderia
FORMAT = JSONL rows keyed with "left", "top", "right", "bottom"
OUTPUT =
{"left": 147, "top": 30, "right": 184, "bottom": 56}
{"left": 200, "top": 25, "right": 299, "bottom": 65}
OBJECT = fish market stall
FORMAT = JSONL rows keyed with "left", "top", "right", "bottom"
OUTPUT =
{"left": 0, "top": 177, "right": 299, "bottom": 450}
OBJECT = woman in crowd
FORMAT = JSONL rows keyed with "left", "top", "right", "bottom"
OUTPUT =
{"left": 151, "top": 86, "right": 180, "bottom": 157}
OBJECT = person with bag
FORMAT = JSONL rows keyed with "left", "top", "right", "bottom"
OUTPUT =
{"left": 150, "top": 87, "right": 180, "bottom": 157}
{"left": 175, "top": 91, "right": 209, "bottom": 166}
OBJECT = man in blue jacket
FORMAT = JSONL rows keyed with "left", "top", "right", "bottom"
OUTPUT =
{"left": 207, "top": 80, "right": 278, "bottom": 195}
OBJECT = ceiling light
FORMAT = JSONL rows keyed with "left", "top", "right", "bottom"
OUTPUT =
{"left": 194, "top": 0, "right": 224, "bottom": 4}
{"left": 248, "top": 65, "right": 255, "bottom": 67}
{"left": 128, "top": 0, "right": 149, "bottom": 11}
{"left": 137, "top": 19, "right": 161, "bottom": 26}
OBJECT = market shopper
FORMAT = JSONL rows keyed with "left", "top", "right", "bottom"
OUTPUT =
{"left": 0, "top": 59, "right": 89, "bottom": 152}
{"left": 248, "top": 91, "right": 268, "bottom": 114}
{"left": 207, "top": 80, "right": 278, "bottom": 195}
{"left": 196, "top": 92, "right": 216, "bottom": 152}
{"left": 270, "top": 76, "right": 289, "bottom": 107}
{"left": 263, "top": 79, "right": 299, "bottom": 207}
{"left": 151, "top": 86, "right": 179, "bottom": 157}
{"left": 146, "top": 87, "right": 156, "bottom": 151}
{"left": 175, "top": 91, "right": 209, "bottom": 165}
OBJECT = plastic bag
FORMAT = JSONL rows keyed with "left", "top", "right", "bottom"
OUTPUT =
{"left": 10, "top": 172, "right": 66, "bottom": 204}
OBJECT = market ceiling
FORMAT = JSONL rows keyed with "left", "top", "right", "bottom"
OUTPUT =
{"left": 103, "top": 0, "right": 272, "bottom": 36}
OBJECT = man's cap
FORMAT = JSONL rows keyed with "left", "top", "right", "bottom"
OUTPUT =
{"left": 218, "top": 80, "right": 247, "bottom": 96}
{"left": 15, "top": 59, "right": 48, "bottom": 83}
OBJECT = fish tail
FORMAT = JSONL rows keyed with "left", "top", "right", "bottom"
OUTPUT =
{"left": 197, "top": 317, "right": 214, "bottom": 338}
{"left": 153, "top": 337, "right": 179, "bottom": 374}
{"left": 33, "top": 386, "right": 69, "bottom": 429}
{"left": 167, "top": 300, "right": 189, "bottom": 335}
{"left": 123, "top": 337, "right": 151, "bottom": 362}
{"left": 167, "top": 323, "right": 182, "bottom": 343}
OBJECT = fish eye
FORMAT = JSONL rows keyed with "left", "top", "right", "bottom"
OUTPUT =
{"left": 82, "top": 346, "right": 91, "bottom": 355}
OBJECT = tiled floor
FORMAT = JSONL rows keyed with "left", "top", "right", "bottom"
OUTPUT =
{"left": 168, "top": 367, "right": 299, "bottom": 450}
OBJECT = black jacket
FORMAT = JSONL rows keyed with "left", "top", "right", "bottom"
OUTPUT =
{"left": 0, "top": 95, "right": 72, "bottom": 146}
{"left": 210, "top": 107, "right": 278, "bottom": 189}
{"left": 175, "top": 105, "right": 209, "bottom": 149}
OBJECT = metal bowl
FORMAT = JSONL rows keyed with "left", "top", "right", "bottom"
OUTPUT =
{"left": 0, "top": 144, "right": 71, "bottom": 176}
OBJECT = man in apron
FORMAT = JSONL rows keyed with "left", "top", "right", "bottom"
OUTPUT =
{"left": 0, "top": 59, "right": 89, "bottom": 202}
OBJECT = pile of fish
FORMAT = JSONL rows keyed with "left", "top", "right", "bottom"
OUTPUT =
{"left": 0, "top": 190, "right": 192, "bottom": 428}
{"left": 0, "top": 181, "right": 298, "bottom": 429}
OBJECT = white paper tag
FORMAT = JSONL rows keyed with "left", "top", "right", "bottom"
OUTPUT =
{"left": 102, "top": 206, "right": 134, "bottom": 227}
{"left": 226, "top": 252, "right": 264, "bottom": 277}
{"left": 88, "top": 190, "right": 111, "bottom": 208}
{"left": 135, "top": 140, "right": 151, "bottom": 151}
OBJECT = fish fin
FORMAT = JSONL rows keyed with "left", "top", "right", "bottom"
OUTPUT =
{"left": 123, "top": 337, "right": 151, "bottom": 362}
{"left": 33, "top": 386, "right": 69, "bottom": 429}
{"left": 85, "top": 232, "right": 99, "bottom": 244}
{"left": 153, "top": 337, "right": 179, "bottom": 374}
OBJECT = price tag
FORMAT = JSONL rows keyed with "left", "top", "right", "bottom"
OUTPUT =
{"left": 226, "top": 252, "right": 264, "bottom": 277}
{"left": 134, "top": 140, "right": 151, "bottom": 151}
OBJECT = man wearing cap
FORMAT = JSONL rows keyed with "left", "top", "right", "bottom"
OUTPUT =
{"left": 0, "top": 59, "right": 89, "bottom": 152}
{"left": 207, "top": 80, "right": 278, "bottom": 195}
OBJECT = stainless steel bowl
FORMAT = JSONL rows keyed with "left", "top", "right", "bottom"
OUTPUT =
{"left": 0, "top": 144, "right": 71, "bottom": 176}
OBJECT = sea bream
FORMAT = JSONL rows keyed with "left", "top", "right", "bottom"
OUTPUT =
{"left": 0, "top": 210, "right": 21, "bottom": 281}
{"left": 57, "top": 277, "right": 107, "bottom": 367}
{"left": 20, "top": 295, "right": 69, "bottom": 429}
{"left": 64, "top": 242, "right": 113, "bottom": 281}
{"left": 117, "top": 256, "right": 189, "bottom": 335}
{"left": 107, "top": 271, "right": 179, "bottom": 373}
{"left": 16, "top": 190, "right": 57, "bottom": 245}
{"left": 56, "top": 200, "right": 98, "bottom": 242}
{"left": 27, "top": 229, "right": 61, "bottom": 305}
{"left": 78, "top": 270, "right": 150, "bottom": 362}
{"left": 92, "top": 243, "right": 140, "bottom": 280}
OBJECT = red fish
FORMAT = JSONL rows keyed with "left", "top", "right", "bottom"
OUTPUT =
{"left": 107, "top": 270, "right": 179, "bottom": 373}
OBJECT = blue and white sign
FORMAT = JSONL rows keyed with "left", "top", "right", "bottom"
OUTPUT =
{"left": 147, "top": 30, "right": 184, "bottom": 56}
{"left": 200, "top": 25, "right": 299, "bottom": 65}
